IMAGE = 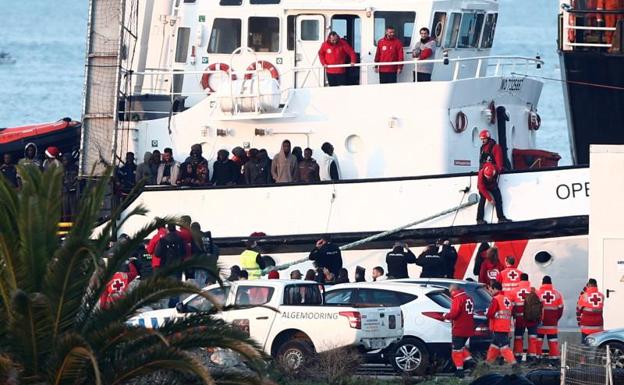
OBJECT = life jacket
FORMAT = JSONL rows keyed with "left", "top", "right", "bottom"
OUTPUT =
{"left": 480, "top": 140, "right": 498, "bottom": 169}
{"left": 240, "top": 249, "right": 261, "bottom": 280}
{"left": 489, "top": 292, "right": 513, "bottom": 333}
{"left": 499, "top": 267, "right": 523, "bottom": 294}
{"left": 510, "top": 280, "right": 534, "bottom": 326}
{"left": 446, "top": 289, "right": 475, "bottom": 337}
{"left": 537, "top": 284, "right": 564, "bottom": 335}
{"left": 100, "top": 272, "right": 131, "bottom": 308}
{"left": 577, "top": 286, "right": 605, "bottom": 335}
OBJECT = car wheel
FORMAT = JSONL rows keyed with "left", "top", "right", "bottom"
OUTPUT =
{"left": 390, "top": 338, "right": 430, "bottom": 376}
{"left": 602, "top": 341, "right": 624, "bottom": 369}
{"left": 276, "top": 339, "right": 314, "bottom": 373}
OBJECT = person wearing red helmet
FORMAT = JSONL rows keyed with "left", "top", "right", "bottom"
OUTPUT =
{"left": 477, "top": 162, "right": 511, "bottom": 224}
{"left": 479, "top": 129, "right": 504, "bottom": 173}
{"left": 43, "top": 146, "right": 62, "bottom": 170}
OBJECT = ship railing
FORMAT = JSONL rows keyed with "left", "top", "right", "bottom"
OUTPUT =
{"left": 124, "top": 55, "right": 543, "bottom": 97}
{"left": 560, "top": 4, "right": 624, "bottom": 51}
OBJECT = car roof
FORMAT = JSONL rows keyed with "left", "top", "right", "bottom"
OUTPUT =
{"left": 389, "top": 278, "right": 485, "bottom": 288}
{"left": 326, "top": 281, "right": 446, "bottom": 294}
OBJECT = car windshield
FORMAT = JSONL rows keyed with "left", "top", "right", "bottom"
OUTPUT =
{"left": 186, "top": 286, "right": 230, "bottom": 312}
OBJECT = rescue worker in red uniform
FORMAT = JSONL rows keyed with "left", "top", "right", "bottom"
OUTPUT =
{"left": 476, "top": 162, "right": 511, "bottom": 224}
{"left": 146, "top": 220, "right": 167, "bottom": 271}
{"left": 510, "top": 273, "right": 539, "bottom": 362}
{"left": 499, "top": 256, "right": 523, "bottom": 295}
{"left": 486, "top": 281, "right": 517, "bottom": 366}
{"left": 536, "top": 275, "right": 564, "bottom": 363}
{"left": 479, "top": 129, "right": 504, "bottom": 172}
{"left": 479, "top": 247, "right": 504, "bottom": 285}
{"left": 99, "top": 259, "right": 139, "bottom": 308}
{"left": 374, "top": 26, "right": 404, "bottom": 84}
{"left": 444, "top": 284, "right": 476, "bottom": 378}
{"left": 577, "top": 278, "right": 605, "bottom": 342}
{"left": 318, "top": 31, "right": 357, "bottom": 87}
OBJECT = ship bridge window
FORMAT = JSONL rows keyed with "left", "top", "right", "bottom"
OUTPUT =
{"left": 208, "top": 18, "right": 242, "bottom": 53}
{"left": 332, "top": 15, "right": 362, "bottom": 53}
{"left": 444, "top": 13, "right": 461, "bottom": 48}
{"left": 431, "top": 12, "right": 447, "bottom": 47}
{"left": 251, "top": 0, "right": 280, "bottom": 3}
{"left": 175, "top": 27, "right": 190, "bottom": 63}
{"left": 248, "top": 17, "right": 280, "bottom": 52}
{"left": 457, "top": 12, "right": 485, "bottom": 48}
{"left": 219, "top": 0, "right": 242, "bottom": 5}
{"left": 480, "top": 13, "right": 498, "bottom": 48}
{"left": 374, "top": 11, "right": 416, "bottom": 46}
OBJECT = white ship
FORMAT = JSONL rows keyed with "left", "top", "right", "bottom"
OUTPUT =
{"left": 80, "top": 0, "right": 590, "bottom": 331}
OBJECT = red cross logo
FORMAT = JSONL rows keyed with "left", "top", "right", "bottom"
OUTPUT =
{"left": 508, "top": 270, "right": 518, "bottom": 281}
{"left": 503, "top": 297, "right": 512, "bottom": 308}
{"left": 112, "top": 279, "right": 125, "bottom": 292}
{"left": 465, "top": 299, "right": 474, "bottom": 315}
{"left": 541, "top": 291, "right": 555, "bottom": 304}
{"left": 517, "top": 289, "right": 529, "bottom": 300}
{"left": 589, "top": 293, "right": 602, "bottom": 307}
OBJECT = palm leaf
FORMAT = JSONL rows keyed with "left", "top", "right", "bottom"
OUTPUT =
{"left": 47, "top": 333, "right": 102, "bottom": 385}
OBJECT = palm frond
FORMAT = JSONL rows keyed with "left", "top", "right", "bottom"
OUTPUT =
{"left": 47, "top": 333, "right": 102, "bottom": 385}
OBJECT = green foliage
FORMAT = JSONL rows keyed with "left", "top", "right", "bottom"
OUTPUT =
{"left": 0, "top": 165, "right": 269, "bottom": 385}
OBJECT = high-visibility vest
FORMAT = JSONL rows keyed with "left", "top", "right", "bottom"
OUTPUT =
{"left": 577, "top": 286, "right": 604, "bottom": 335}
{"left": 537, "top": 284, "right": 564, "bottom": 335}
{"left": 500, "top": 267, "right": 523, "bottom": 294}
{"left": 240, "top": 249, "right": 261, "bottom": 280}
{"left": 489, "top": 293, "right": 513, "bottom": 333}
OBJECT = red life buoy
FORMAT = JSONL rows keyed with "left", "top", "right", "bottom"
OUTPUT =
{"left": 488, "top": 100, "right": 496, "bottom": 124}
{"left": 528, "top": 111, "right": 541, "bottom": 130}
{"left": 244, "top": 60, "right": 280, "bottom": 82}
{"left": 200, "top": 63, "right": 237, "bottom": 92}
{"left": 453, "top": 111, "right": 468, "bottom": 133}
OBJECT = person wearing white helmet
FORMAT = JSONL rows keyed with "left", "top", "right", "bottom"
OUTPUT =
{"left": 479, "top": 129, "right": 504, "bottom": 172}
{"left": 476, "top": 162, "right": 511, "bottom": 224}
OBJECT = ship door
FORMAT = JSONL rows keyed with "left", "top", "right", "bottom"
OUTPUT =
{"left": 602, "top": 238, "right": 624, "bottom": 329}
{"left": 294, "top": 15, "right": 326, "bottom": 88}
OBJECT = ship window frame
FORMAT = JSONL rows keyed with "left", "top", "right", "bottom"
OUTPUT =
{"left": 174, "top": 27, "right": 191, "bottom": 63}
{"left": 219, "top": 0, "right": 242, "bottom": 5}
{"left": 457, "top": 11, "right": 485, "bottom": 49}
{"left": 208, "top": 18, "right": 242, "bottom": 54}
{"left": 250, "top": 0, "right": 280, "bottom": 3}
{"left": 480, "top": 13, "right": 498, "bottom": 49}
{"left": 248, "top": 16, "right": 281, "bottom": 53}
{"left": 373, "top": 11, "right": 416, "bottom": 47}
{"left": 444, "top": 12, "right": 461, "bottom": 48}
{"left": 300, "top": 19, "right": 320, "bottom": 41}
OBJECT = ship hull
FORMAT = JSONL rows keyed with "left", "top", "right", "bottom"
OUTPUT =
{"left": 560, "top": 51, "right": 624, "bottom": 165}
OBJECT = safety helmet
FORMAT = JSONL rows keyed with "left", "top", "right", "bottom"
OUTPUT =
{"left": 479, "top": 129, "right": 491, "bottom": 140}
{"left": 483, "top": 163, "right": 496, "bottom": 179}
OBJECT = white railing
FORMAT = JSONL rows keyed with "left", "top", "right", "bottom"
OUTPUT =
{"left": 560, "top": 3, "right": 622, "bottom": 50}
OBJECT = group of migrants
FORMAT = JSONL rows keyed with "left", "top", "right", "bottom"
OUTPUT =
{"left": 114, "top": 140, "right": 340, "bottom": 199}
{"left": 1, "top": 143, "right": 79, "bottom": 220}
{"left": 318, "top": 26, "right": 436, "bottom": 86}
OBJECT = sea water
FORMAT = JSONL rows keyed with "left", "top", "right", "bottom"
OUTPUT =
{"left": 0, "top": 0, "right": 571, "bottom": 164}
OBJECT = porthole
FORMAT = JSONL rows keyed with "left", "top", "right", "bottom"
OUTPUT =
{"left": 534, "top": 251, "right": 554, "bottom": 267}
{"left": 345, "top": 134, "right": 364, "bottom": 153}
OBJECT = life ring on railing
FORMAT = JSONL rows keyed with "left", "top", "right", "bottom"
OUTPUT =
{"left": 244, "top": 60, "right": 280, "bottom": 82}
{"left": 453, "top": 111, "right": 468, "bottom": 133}
{"left": 200, "top": 63, "right": 237, "bottom": 92}
{"left": 528, "top": 111, "right": 541, "bottom": 130}
{"left": 488, "top": 100, "right": 496, "bottom": 124}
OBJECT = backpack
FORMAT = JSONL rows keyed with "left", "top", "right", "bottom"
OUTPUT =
{"left": 156, "top": 236, "right": 184, "bottom": 267}
{"left": 524, "top": 289, "right": 543, "bottom": 322}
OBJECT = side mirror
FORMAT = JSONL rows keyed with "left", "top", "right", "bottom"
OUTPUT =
{"left": 175, "top": 302, "right": 186, "bottom": 313}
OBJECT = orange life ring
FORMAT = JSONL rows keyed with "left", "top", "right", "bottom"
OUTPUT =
{"left": 528, "top": 111, "right": 541, "bottom": 130}
{"left": 488, "top": 100, "right": 496, "bottom": 125}
{"left": 200, "top": 63, "right": 237, "bottom": 92}
{"left": 244, "top": 60, "right": 280, "bottom": 82}
{"left": 453, "top": 111, "right": 468, "bottom": 133}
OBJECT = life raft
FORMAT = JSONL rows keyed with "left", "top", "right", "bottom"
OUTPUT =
{"left": 200, "top": 63, "right": 237, "bottom": 92}
{"left": 0, "top": 117, "right": 81, "bottom": 156}
{"left": 244, "top": 60, "right": 280, "bottom": 82}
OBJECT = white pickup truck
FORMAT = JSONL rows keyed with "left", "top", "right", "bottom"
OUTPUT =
{"left": 129, "top": 279, "right": 404, "bottom": 371}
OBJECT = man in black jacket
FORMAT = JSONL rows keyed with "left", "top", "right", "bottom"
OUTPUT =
{"left": 308, "top": 235, "right": 342, "bottom": 277}
{"left": 155, "top": 224, "right": 187, "bottom": 307}
{"left": 386, "top": 242, "right": 417, "bottom": 279}
{"left": 416, "top": 243, "right": 447, "bottom": 278}
{"left": 439, "top": 239, "right": 458, "bottom": 279}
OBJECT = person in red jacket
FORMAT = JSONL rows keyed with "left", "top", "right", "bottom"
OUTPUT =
{"left": 536, "top": 275, "right": 564, "bottom": 363}
{"left": 374, "top": 26, "right": 404, "bottom": 84}
{"left": 509, "top": 273, "right": 539, "bottom": 362}
{"left": 486, "top": 281, "right": 517, "bottom": 366}
{"left": 577, "top": 278, "right": 605, "bottom": 342}
{"left": 318, "top": 31, "right": 357, "bottom": 87}
{"left": 444, "top": 284, "right": 475, "bottom": 378}
{"left": 476, "top": 162, "right": 511, "bottom": 225}
{"left": 479, "top": 129, "right": 504, "bottom": 172}
{"left": 499, "top": 256, "right": 523, "bottom": 294}
{"left": 146, "top": 221, "right": 167, "bottom": 271}
{"left": 99, "top": 259, "right": 139, "bottom": 308}
{"left": 479, "top": 247, "right": 504, "bottom": 285}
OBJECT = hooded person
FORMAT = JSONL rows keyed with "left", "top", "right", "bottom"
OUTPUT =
{"left": 136, "top": 151, "right": 154, "bottom": 184}
{"left": 43, "top": 146, "right": 62, "bottom": 170}
{"left": 211, "top": 149, "right": 238, "bottom": 186}
{"left": 19, "top": 142, "right": 41, "bottom": 168}
{"left": 318, "top": 142, "right": 340, "bottom": 181}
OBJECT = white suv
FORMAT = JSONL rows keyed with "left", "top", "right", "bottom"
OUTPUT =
{"left": 325, "top": 282, "right": 453, "bottom": 375}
